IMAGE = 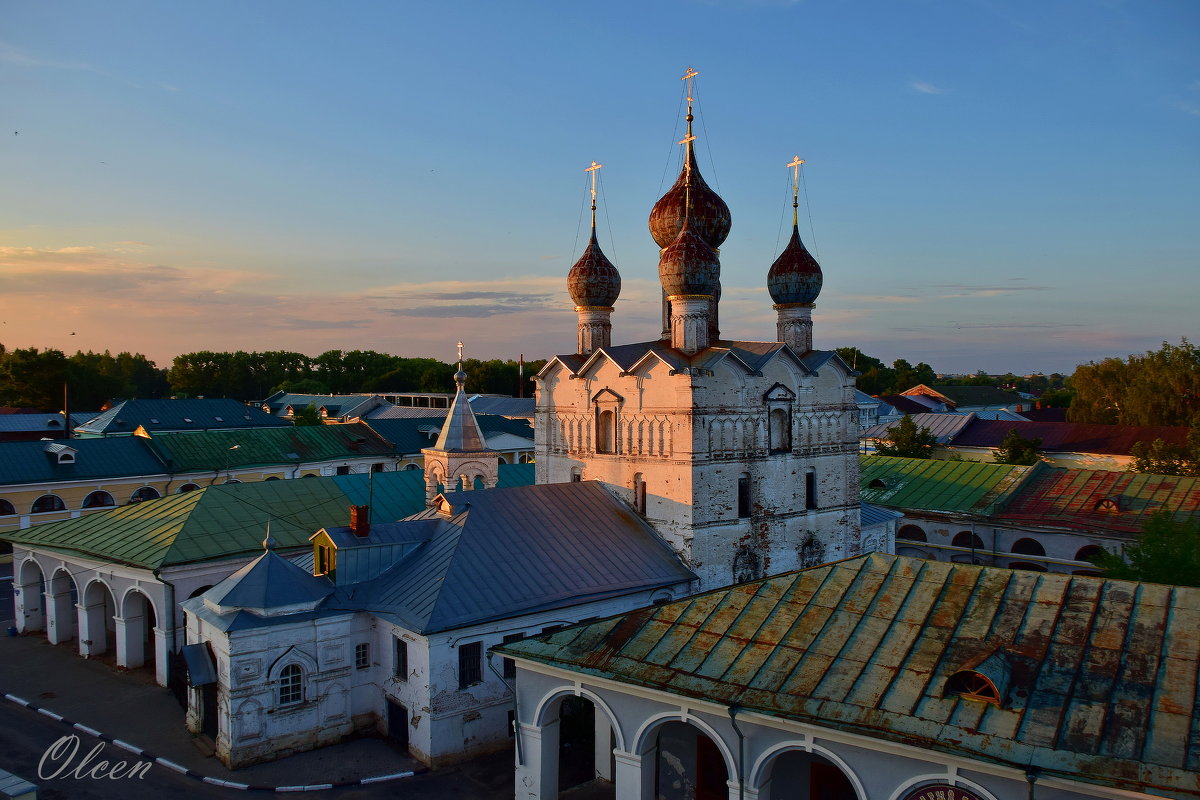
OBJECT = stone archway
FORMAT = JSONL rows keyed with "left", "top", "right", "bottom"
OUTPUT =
{"left": 753, "top": 745, "right": 864, "bottom": 800}
{"left": 15, "top": 558, "right": 46, "bottom": 633}
{"left": 78, "top": 580, "right": 117, "bottom": 657}
{"left": 631, "top": 717, "right": 733, "bottom": 800}
{"left": 46, "top": 569, "right": 78, "bottom": 644}
{"left": 522, "top": 687, "right": 625, "bottom": 800}
{"left": 118, "top": 589, "right": 158, "bottom": 672}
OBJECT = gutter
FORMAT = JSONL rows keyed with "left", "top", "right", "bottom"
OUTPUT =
{"left": 728, "top": 705, "right": 745, "bottom": 800}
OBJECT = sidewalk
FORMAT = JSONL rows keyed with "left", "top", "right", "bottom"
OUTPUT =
{"left": 0, "top": 630, "right": 427, "bottom": 788}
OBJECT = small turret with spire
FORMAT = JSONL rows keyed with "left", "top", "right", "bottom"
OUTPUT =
{"left": 567, "top": 161, "right": 622, "bottom": 356}
{"left": 422, "top": 342, "right": 500, "bottom": 505}
{"left": 768, "top": 156, "right": 824, "bottom": 352}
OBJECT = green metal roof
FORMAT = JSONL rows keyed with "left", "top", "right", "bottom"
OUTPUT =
{"left": 499, "top": 553, "right": 1200, "bottom": 798}
{"left": 860, "top": 455, "right": 1037, "bottom": 516}
{"left": 2, "top": 464, "right": 537, "bottom": 569}
{"left": 144, "top": 422, "right": 394, "bottom": 472}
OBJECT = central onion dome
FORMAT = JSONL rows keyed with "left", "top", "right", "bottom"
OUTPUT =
{"left": 658, "top": 221, "right": 720, "bottom": 297}
{"left": 567, "top": 231, "right": 622, "bottom": 307}
{"left": 649, "top": 141, "right": 732, "bottom": 250}
{"left": 767, "top": 225, "right": 823, "bottom": 305}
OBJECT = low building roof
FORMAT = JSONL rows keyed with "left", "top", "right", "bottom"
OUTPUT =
{"left": 499, "top": 553, "right": 1200, "bottom": 799}
{"left": 468, "top": 396, "right": 535, "bottom": 418}
{"left": 996, "top": 467, "right": 1200, "bottom": 535}
{"left": 860, "top": 455, "right": 1036, "bottom": 516}
{"left": 860, "top": 413, "right": 975, "bottom": 444}
{"left": 951, "top": 419, "right": 1192, "bottom": 455}
{"left": 77, "top": 398, "right": 289, "bottom": 435}
{"left": 365, "top": 415, "right": 532, "bottom": 455}
{"left": 0, "top": 436, "right": 168, "bottom": 486}
{"left": 903, "top": 384, "right": 1025, "bottom": 408}
{"left": 143, "top": 422, "right": 394, "bottom": 471}
{"left": 875, "top": 394, "right": 932, "bottom": 415}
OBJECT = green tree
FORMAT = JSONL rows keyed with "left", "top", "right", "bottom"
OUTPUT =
{"left": 1129, "top": 425, "right": 1200, "bottom": 476}
{"left": 291, "top": 404, "right": 322, "bottom": 426}
{"left": 994, "top": 428, "right": 1043, "bottom": 465}
{"left": 874, "top": 415, "right": 939, "bottom": 459}
{"left": 0, "top": 347, "right": 68, "bottom": 409}
{"left": 1090, "top": 511, "right": 1200, "bottom": 587}
{"left": 1069, "top": 338, "right": 1200, "bottom": 426}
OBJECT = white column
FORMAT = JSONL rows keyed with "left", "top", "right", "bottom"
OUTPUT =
{"left": 515, "top": 719, "right": 560, "bottom": 800}
{"left": 45, "top": 589, "right": 76, "bottom": 644}
{"left": 613, "top": 750, "right": 655, "bottom": 800}
{"left": 593, "top": 714, "right": 613, "bottom": 781}
{"left": 14, "top": 579, "right": 44, "bottom": 633}
{"left": 115, "top": 614, "right": 144, "bottom": 668}
{"left": 77, "top": 600, "right": 107, "bottom": 656}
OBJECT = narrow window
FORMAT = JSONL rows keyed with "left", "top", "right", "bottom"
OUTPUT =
{"left": 571, "top": 468, "right": 582, "bottom": 483}
{"left": 336, "top": 465, "right": 351, "bottom": 475}
{"left": 805, "top": 469, "right": 818, "bottom": 510}
{"left": 458, "top": 641, "right": 482, "bottom": 689}
{"left": 597, "top": 409, "right": 616, "bottom": 453}
{"left": 278, "top": 664, "right": 303, "bottom": 705}
{"left": 737, "top": 474, "right": 750, "bottom": 518}
{"left": 372, "top": 462, "right": 386, "bottom": 473}
{"left": 633, "top": 473, "right": 646, "bottom": 514}
{"left": 769, "top": 407, "right": 790, "bottom": 453}
{"left": 355, "top": 643, "right": 370, "bottom": 670}
{"left": 394, "top": 638, "right": 408, "bottom": 680}
{"left": 502, "top": 633, "right": 523, "bottom": 680}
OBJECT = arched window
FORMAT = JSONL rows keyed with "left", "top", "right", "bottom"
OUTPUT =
{"left": 1011, "top": 538, "right": 1045, "bottom": 556}
{"left": 264, "top": 476, "right": 281, "bottom": 481}
{"left": 867, "top": 478, "right": 887, "bottom": 489}
{"left": 404, "top": 463, "right": 420, "bottom": 471}
{"left": 737, "top": 473, "right": 750, "bottom": 518}
{"left": 0, "top": 499, "right": 15, "bottom": 516}
{"left": 768, "top": 408, "right": 790, "bottom": 453}
{"left": 278, "top": 664, "right": 303, "bottom": 705}
{"left": 178, "top": 483, "right": 201, "bottom": 493}
{"left": 597, "top": 409, "right": 616, "bottom": 454}
{"left": 1009, "top": 561, "right": 1047, "bottom": 572}
{"left": 898, "top": 525, "right": 926, "bottom": 542}
{"left": 223, "top": 479, "right": 242, "bottom": 485}
{"left": 945, "top": 670, "right": 1002, "bottom": 705}
{"left": 1075, "top": 545, "right": 1104, "bottom": 562}
{"left": 129, "top": 487, "right": 160, "bottom": 504}
{"left": 82, "top": 491, "right": 115, "bottom": 509}
{"left": 519, "top": 453, "right": 535, "bottom": 464}
{"left": 952, "top": 531, "right": 985, "bottom": 549}
{"left": 805, "top": 468, "right": 818, "bottom": 510}
{"left": 31, "top": 494, "right": 65, "bottom": 513}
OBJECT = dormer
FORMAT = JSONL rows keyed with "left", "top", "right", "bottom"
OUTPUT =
{"left": 945, "top": 650, "right": 1013, "bottom": 707}
{"left": 43, "top": 442, "right": 78, "bottom": 465}
{"left": 1095, "top": 496, "right": 1124, "bottom": 513}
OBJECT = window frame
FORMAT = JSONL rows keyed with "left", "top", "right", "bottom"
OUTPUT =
{"left": 278, "top": 663, "right": 304, "bottom": 706}
{"left": 394, "top": 637, "right": 408, "bottom": 681}
{"left": 355, "top": 642, "right": 370, "bottom": 670}
{"left": 458, "top": 641, "right": 482, "bottom": 689}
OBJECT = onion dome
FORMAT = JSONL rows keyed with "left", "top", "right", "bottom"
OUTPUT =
{"left": 658, "top": 222, "right": 720, "bottom": 297}
{"left": 567, "top": 231, "right": 622, "bottom": 307}
{"left": 767, "top": 224, "right": 823, "bottom": 305}
{"left": 649, "top": 145, "right": 732, "bottom": 250}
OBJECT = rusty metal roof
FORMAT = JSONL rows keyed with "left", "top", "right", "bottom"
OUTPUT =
{"left": 951, "top": 418, "right": 1192, "bottom": 455}
{"left": 499, "top": 553, "right": 1200, "bottom": 798}
{"left": 997, "top": 467, "right": 1200, "bottom": 535}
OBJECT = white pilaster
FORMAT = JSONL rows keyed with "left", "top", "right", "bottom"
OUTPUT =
{"left": 515, "top": 719, "right": 560, "bottom": 800}
{"left": 45, "top": 589, "right": 76, "bottom": 644}
{"left": 613, "top": 750, "right": 656, "bottom": 800}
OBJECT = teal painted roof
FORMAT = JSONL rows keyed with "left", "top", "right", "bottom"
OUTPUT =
{"left": 365, "top": 415, "right": 532, "bottom": 455}
{"left": 144, "top": 422, "right": 394, "bottom": 471}
{"left": 77, "top": 398, "right": 289, "bottom": 435}
{"left": 0, "top": 437, "right": 167, "bottom": 486}
{"left": 860, "top": 455, "right": 1036, "bottom": 516}
{"left": 2, "top": 464, "right": 536, "bottom": 569}
{"left": 499, "top": 553, "right": 1200, "bottom": 798}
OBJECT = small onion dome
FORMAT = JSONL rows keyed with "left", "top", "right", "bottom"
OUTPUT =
{"left": 767, "top": 225, "right": 823, "bottom": 305}
{"left": 649, "top": 148, "right": 732, "bottom": 250}
{"left": 567, "top": 232, "right": 622, "bottom": 308}
{"left": 659, "top": 222, "right": 720, "bottom": 297}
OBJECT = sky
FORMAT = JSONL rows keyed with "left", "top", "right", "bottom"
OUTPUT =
{"left": 2, "top": 0, "right": 1197, "bottom": 376}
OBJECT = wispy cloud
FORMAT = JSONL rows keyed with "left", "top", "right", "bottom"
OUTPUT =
{"left": 1172, "top": 100, "right": 1200, "bottom": 117}
{"left": 910, "top": 81, "right": 943, "bottom": 95}
{"left": 899, "top": 282, "right": 1054, "bottom": 299}
{"left": 0, "top": 42, "right": 95, "bottom": 71}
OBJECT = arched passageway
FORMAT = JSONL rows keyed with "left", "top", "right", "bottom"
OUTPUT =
{"left": 79, "top": 580, "right": 117, "bottom": 657}
{"left": 118, "top": 590, "right": 158, "bottom": 671}
{"left": 46, "top": 569, "right": 78, "bottom": 644}
{"left": 759, "top": 749, "right": 859, "bottom": 799}
{"left": 15, "top": 559, "right": 46, "bottom": 632}
{"left": 650, "top": 721, "right": 729, "bottom": 800}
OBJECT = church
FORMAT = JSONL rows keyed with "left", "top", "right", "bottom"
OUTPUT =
{"left": 180, "top": 75, "right": 886, "bottom": 770}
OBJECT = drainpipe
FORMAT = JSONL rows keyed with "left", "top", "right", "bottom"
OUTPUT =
{"left": 1026, "top": 766, "right": 1039, "bottom": 800}
{"left": 727, "top": 705, "right": 745, "bottom": 800}
{"left": 154, "top": 568, "right": 177, "bottom": 683}
{"left": 486, "top": 650, "right": 523, "bottom": 766}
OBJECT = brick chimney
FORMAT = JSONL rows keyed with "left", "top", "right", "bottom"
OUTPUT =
{"left": 350, "top": 505, "right": 370, "bottom": 537}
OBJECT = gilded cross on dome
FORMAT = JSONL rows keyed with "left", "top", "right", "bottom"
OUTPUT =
{"left": 585, "top": 161, "right": 603, "bottom": 227}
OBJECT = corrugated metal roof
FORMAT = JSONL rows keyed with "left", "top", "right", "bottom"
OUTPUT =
{"left": 365, "top": 415, "right": 532, "bottom": 455}
{"left": 903, "top": 384, "right": 1024, "bottom": 408}
{"left": 950, "top": 418, "right": 1192, "bottom": 455}
{"left": 206, "top": 548, "right": 333, "bottom": 610}
{"left": 334, "top": 481, "right": 695, "bottom": 633}
{"left": 499, "top": 553, "right": 1200, "bottom": 798}
{"left": 0, "top": 436, "right": 167, "bottom": 486}
{"left": 2, "top": 464, "right": 536, "bottom": 568}
{"left": 468, "top": 396, "right": 535, "bottom": 418}
{"left": 861, "top": 413, "right": 976, "bottom": 444}
{"left": 860, "top": 455, "right": 1036, "bottom": 516}
{"left": 997, "top": 467, "right": 1200, "bottom": 535}
{"left": 77, "top": 398, "right": 289, "bottom": 434}
{"left": 144, "top": 422, "right": 393, "bottom": 471}
{"left": 260, "top": 393, "right": 380, "bottom": 419}
{"left": 860, "top": 501, "right": 904, "bottom": 528}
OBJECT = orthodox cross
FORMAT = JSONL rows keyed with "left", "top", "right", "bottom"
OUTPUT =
{"left": 456, "top": 341, "right": 464, "bottom": 364}
{"left": 787, "top": 155, "right": 805, "bottom": 223}
{"left": 679, "top": 67, "right": 698, "bottom": 146}
{"left": 585, "top": 160, "right": 602, "bottom": 227}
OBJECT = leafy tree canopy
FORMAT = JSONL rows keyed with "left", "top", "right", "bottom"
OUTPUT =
{"left": 994, "top": 428, "right": 1043, "bottom": 465}
{"left": 291, "top": 404, "right": 322, "bottom": 426}
{"left": 0, "top": 346, "right": 166, "bottom": 411}
{"left": 1129, "top": 425, "right": 1200, "bottom": 477}
{"left": 1069, "top": 338, "right": 1200, "bottom": 426}
{"left": 1090, "top": 511, "right": 1200, "bottom": 587}
{"left": 874, "top": 415, "right": 939, "bottom": 459}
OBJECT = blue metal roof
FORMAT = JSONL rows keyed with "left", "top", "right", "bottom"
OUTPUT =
{"left": 0, "top": 436, "right": 167, "bottom": 485}
{"left": 77, "top": 398, "right": 289, "bottom": 435}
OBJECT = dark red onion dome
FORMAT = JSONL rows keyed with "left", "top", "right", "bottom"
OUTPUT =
{"left": 658, "top": 222, "right": 720, "bottom": 297}
{"left": 567, "top": 231, "right": 622, "bottom": 307}
{"left": 649, "top": 147, "right": 732, "bottom": 250}
{"left": 767, "top": 225, "right": 823, "bottom": 305}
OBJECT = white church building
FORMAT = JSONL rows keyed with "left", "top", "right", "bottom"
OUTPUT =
{"left": 180, "top": 80, "right": 894, "bottom": 770}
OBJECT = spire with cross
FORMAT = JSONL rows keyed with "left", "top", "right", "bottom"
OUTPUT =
{"left": 585, "top": 160, "right": 602, "bottom": 230}
{"left": 787, "top": 155, "right": 805, "bottom": 227}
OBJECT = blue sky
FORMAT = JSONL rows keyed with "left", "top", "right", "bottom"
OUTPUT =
{"left": 2, "top": 0, "right": 1197, "bottom": 375}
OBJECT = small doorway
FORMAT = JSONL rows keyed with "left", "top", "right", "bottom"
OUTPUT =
{"left": 201, "top": 684, "right": 219, "bottom": 739}
{"left": 388, "top": 699, "right": 409, "bottom": 752}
